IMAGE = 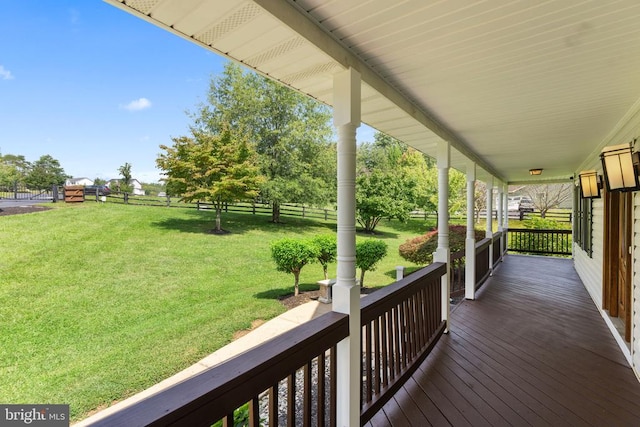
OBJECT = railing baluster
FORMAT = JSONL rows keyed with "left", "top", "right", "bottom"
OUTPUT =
{"left": 374, "top": 316, "right": 381, "bottom": 395}
{"left": 381, "top": 312, "right": 389, "bottom": 388}
{"left": 269, "top": 385, "right": 278, "bottom": 427}
{"left": 317, "top": 353, "right": 326, "bottom": 427}
{"left": 303, "top": 362, "right": 311, "bottom": 427}
{"left": 364, "top": 322, "right": 372, "bottom": 404}
{"left": 250, "top": 398, "right": 260, "bottom": 427}
{"left": 330, "top": 346, "right": 337, "bottom": 427}
{"left": 287, "top": 373, "right": 295, "bottom": 427}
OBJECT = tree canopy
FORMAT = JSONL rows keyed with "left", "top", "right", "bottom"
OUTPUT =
{"left": 0, "top": 154, "right": 30, "bottom": 187}
{"left": 355, "top": 133, "right": 427, "bottom": 233}
{"left": 157, "top": 127, "right": 263, "bottom": 233}
{"left": 194, "top": 62, "right": 335, "bottom": 222}
{"left": 25, "top": 155, "right": 68, "bottom": 190}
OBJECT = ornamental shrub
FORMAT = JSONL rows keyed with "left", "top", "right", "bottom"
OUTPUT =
{"left": 356, "top": 239, "right": 388, "bottom": 287}
{"left": 271, "top": 238, "right": 318, "bottom": 296}
{"left": 398, "top": 225, "right": 485, "bottom": 265}
{"left": 312, "top": 234, "right": 337, "bottom": 280}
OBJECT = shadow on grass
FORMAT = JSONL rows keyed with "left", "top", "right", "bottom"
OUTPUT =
{"left": 153, "top": 210, "right": 336, "bottom": 235}
{"left": 255, "top": 282, "right": 319, "bottom": 300}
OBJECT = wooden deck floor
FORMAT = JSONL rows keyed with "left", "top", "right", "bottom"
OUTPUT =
{"left": 367, "top": 255, "right": 640, "bottom": 426}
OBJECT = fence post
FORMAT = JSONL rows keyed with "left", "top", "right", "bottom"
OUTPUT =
{"left": 166, "top": 194, "right": 170, "bottom": 207}
{"left": 124, "top": 193, "right": 129, "bottom": 204}
{"left": 324, "top": 209, "right": 328, "bottom": 221}
{"left": 252, "top": 202, "right": 256, "bottom": 215}
{"left": 302, "top": 206, "right": 306, "bottom": 218}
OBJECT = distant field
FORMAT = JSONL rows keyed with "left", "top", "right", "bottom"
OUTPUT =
{"left": 0, "top": 202, "right": 437, "bottom": 421}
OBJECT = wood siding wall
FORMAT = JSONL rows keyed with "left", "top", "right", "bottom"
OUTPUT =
{"left": 574, "top": 101, "right": 640, "bottom": 377}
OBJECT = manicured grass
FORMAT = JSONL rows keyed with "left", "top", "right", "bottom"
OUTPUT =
{"left": 0, "top": 202, "right": 430, "bottom": 420}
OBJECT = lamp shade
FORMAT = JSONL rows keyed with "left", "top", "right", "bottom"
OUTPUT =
{"left": 578, "top": 170, "right": 601, "bottom": 198}
{"left": 600, "top": 143, "right": 640, "bottom": 192}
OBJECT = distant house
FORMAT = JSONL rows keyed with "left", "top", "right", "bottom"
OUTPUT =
{"left": 109, "top": 178, "right": 145, "bottom": 196}
{"left": 65, "top": 177, "right": 93, "bottom": 186}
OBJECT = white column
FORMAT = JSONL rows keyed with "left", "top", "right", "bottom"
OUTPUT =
{"left": 465, "top": 161, "right": 476, "bottom": 300}
{"left": 496, "top": 182, "right": 504, "bottom": 263}
{"left": 502, "top": 183, "right": 509, "bottom": 255}
{"left": 332, "top": 67, "right": 360, "bottom": 427}
{"left": 433, "top": 140, "right": 450, "bottom": 332}
{"left": 496, "top": 181, "right": 503, "bottom": 233}
{"left": 485, "top": 176, "right": 494, "bottom": 273}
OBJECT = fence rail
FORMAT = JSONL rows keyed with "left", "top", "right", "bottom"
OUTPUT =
{"left": 507, "top": 228, "right": 572, "bottom": 255}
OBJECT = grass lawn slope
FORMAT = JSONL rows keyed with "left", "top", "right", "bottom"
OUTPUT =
{"left": 0, "top": 202, "right": 427, "bottom": 421}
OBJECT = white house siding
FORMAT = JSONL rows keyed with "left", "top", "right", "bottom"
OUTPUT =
{"left": 574, "top": 197, "right": 604, "bottom": 308}
{"left": 574, "top": 101, "right": 640, "bottom": 376}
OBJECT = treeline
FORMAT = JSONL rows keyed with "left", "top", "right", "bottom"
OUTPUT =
{"left": 0, "top": 154, "right": 68, "bottom": 191}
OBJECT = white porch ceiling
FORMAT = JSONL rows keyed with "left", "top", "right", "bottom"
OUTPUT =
{"left": 106, "top": 0, "right": 640, "bottom": 184}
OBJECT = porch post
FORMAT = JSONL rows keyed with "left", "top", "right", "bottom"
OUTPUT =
{"left": 332, "top": 67, "right": 361, "bottom": 427}
{"left": 434, "top": 140, "right": 451, "bottom": 331}
{"left": 496, "top": 181, "right": 504, "bottom": 262}
{"left": 486, "top": 176, "right": 494, "bottom": 273}
{"left": 465, "top": 161, "right": 476, "bottom": 300}
{"left": 502, "top": 183, "right": 509, "bottom": 255}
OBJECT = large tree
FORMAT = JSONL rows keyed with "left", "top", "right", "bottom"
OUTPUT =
{"left": 157, "top": 127, "right": 263, "bottom": 233}
{"left": 195, "top": 62, "right": 335, "bottom": 222}
{"left": 118, "top": 162, "right": 133, "bottom": 193}
{"left": 355, "top": 133, "right": 429, "bottom": 233}
{"left": 25, "top": 155, "right": 68, "bottom": 190}
{"left": 0, "top": 153, "right": 30, "bottom": 187}
{"left": 523, "top": 183, "right": 573, "bottom": 217}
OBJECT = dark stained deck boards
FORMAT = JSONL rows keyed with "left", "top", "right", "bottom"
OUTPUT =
{"left": 366, "top": 255, "right": 640, "bottom": 426}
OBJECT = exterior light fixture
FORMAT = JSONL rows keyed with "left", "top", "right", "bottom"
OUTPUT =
{"left": 578, "top": 170, "right": 602, "bottom": 199}
{"left": 529, "top": 168, "right": 543, "bottom": 176}
{"left": 600, "top": 141, "right": 640, "bottom": 192}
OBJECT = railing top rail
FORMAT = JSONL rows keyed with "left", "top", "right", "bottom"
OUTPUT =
{"left": 91, "top": 311, "right": 349, "bottom": 427}
{"left": 508, "top": 228, "right": 572, "bottom": 234}
{"left": 492, "top": 231, "right": 502, "bottom": 242}
{"left": 475, "top": 237, "right": 492, "bottom": 252}
{"left": 361, "top": 262, "right": 446, "bottom": 324}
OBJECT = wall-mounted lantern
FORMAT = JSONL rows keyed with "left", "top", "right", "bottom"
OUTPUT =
{"left": 578, "top": 170, "right": 602, "bottom": 199}
{"left": 600, "top": 141, "right": 640, "bottom": 192}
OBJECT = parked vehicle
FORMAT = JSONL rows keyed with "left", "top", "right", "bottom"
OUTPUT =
{"left": 83, "top": 185, "right": 111, "bottom": 196}
{"left": 508, "top": 196, "right": 534, "bottom": 212}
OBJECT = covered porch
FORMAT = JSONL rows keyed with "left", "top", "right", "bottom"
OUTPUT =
{"left": 97, "top": 1, "right": 640, "bottom": 425}
{"left": 368, "top": 254, "right": 640, "bottom": 426}
{"left": 89, "top": 253, "right": 640, "bottom": 426}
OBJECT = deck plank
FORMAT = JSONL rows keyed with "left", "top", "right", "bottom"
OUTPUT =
{"left": 371, "top": 255, "right": 640, "bottom": 426}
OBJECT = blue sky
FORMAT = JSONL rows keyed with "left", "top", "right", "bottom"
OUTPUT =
{"left": 0, "top": 0, "right": 375, "bottom": 183}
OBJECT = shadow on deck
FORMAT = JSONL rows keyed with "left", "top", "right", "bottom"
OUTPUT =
{"left": 368, "top": 254, "right": 640, "bottom": 426}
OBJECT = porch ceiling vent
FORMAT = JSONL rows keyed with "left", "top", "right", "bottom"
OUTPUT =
{"left": 600, "top": 140, "right": 640, "bottom": 192}
{"left": 578, "top": 170, "right": 602, "bottom": 199}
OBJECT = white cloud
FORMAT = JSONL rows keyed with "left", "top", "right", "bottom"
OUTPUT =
{"left": 121, "top": 97, "right": 152, "bottom": 111}
{"left": 0, "top": 65, "right": 14, "bottom": 80}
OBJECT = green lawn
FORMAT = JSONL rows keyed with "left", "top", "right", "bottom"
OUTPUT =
{"left": 0, "top": 202, "right": 434, "bottom": 421}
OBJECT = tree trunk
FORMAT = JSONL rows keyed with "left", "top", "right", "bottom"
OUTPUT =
{"left": 360, "top": 269, "right": 366, "bottom": 288}
{"left": 272, "top": 202, "right": 281, "bottom": 223}
{"left": 293, "top": 271, "right": 300, "bottom": 296}
{"left": 215, "top": 208, "right": 222, "bottom": 232}
{"left": 323, "top": 265, "right": 329, "bottom": 281}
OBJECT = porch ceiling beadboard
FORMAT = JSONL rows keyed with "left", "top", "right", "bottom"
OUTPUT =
{"left": 106, "top": 0, "right": 640, "bottom": 184}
